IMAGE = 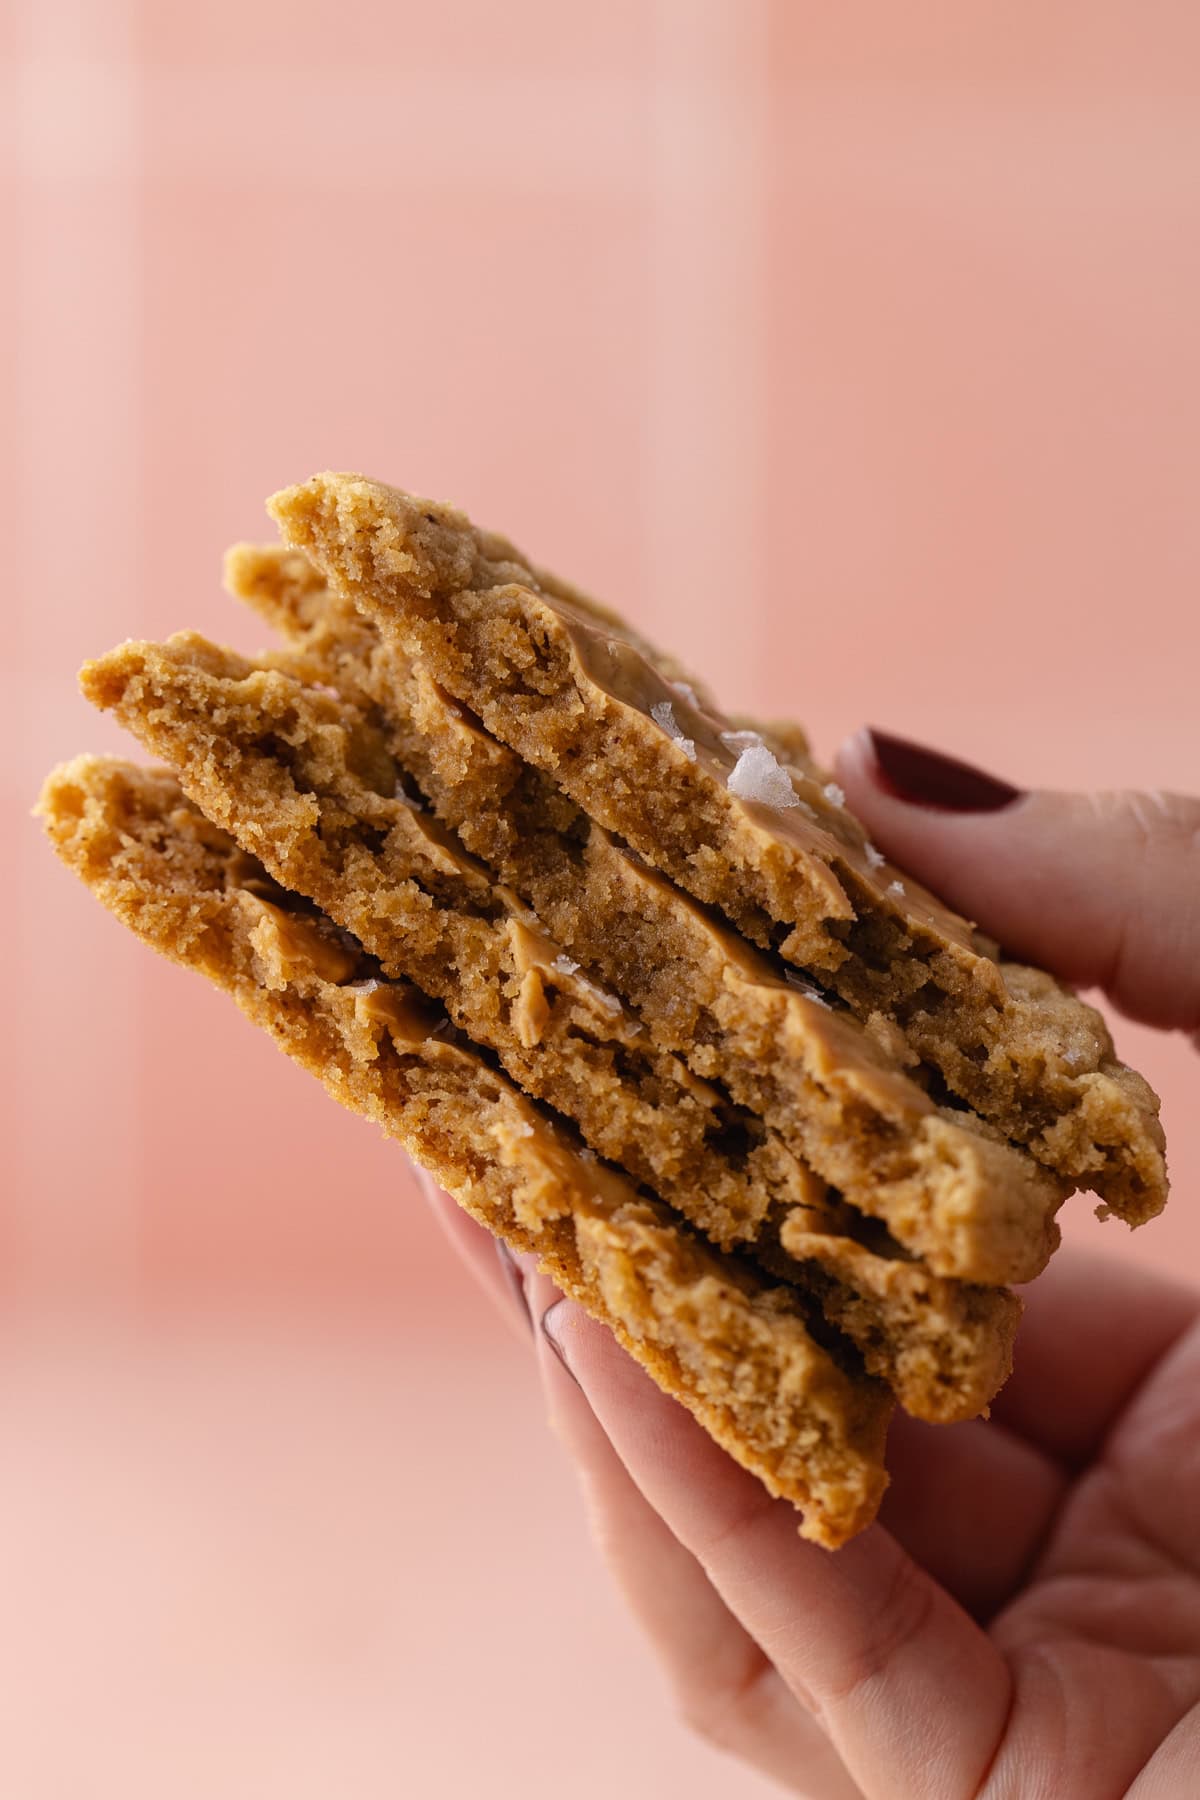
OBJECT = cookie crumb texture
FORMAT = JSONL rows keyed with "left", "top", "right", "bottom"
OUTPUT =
{"left": 41, "top": 474, "right": 1169, "bottom": 1549}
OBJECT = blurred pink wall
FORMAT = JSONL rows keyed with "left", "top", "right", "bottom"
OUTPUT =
{"left": 5, "top": 2, "right": 1200, "bottom": 1795}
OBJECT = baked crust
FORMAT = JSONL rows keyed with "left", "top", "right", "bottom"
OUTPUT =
{"left": 267, "top": 474, "right": 1165, "bottom": 1225}
{"left": 38, "top": 755, "right": 891, "bottom": 1547}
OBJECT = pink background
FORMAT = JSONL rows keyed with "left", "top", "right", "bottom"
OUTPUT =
{"left": 6, "top": 2, "right": 1200, "bottom": 1794}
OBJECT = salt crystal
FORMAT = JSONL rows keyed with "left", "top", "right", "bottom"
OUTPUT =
{"left": 720, "top": 729, "right": 763, "bottom": 751}
{"left": 650, "top": 699, "right": 696, "bottom": 761}
{"left": 887, "top": 879, "right": 906, "bottom": 898}
{"left": 822, "top": 782, "right": 846, "bottom": 808}
{"left": 513, "top": 1119, "right": 535, "bottom": 1139}
{"left": 347, "top": 978, "right": 380, "bottom": 995}
{"left": 551, "top": 953, "right": 622, "bottom": 1016}
{"left": 1063, "top": 1047, "right": 1085, "bottom": 1069}
{"left": 864, "top": 842, "right": 885, "bottom": 870}
{"left": 784, "top": 969, "right": 830, "bottom": 1007}
{"left": 727, "top": 743, "right": 799, "bottom": 810}
{"left": 671, "top": 680, "right": 700, "bottom": 707}
{"left": 581, "top": 979, "right": 623, "bottom": 1016}
{"left": 394, "top": 777, "right": 425, "bottom": 810}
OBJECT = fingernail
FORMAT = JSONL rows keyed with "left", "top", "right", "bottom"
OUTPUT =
{"left": 540, "top": 1300, "right": 580, "bottom": 1386}
{"left": 865, "top": 729, "right": 1024, "bottom": 812}
{"left": 495, "top": 1239, "right": 532, "bottom": 1336}
{"left": 411, "top": 1163, "right": 437, "bottom": 1201}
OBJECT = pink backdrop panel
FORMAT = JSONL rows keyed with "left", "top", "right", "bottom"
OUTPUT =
{"left": 5, "top": 3, "right": 1200, "bottom": 1794}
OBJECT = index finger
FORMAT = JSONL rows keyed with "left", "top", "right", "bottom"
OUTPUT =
{"left": 540, "top": 1298, "right": 1012, "bottom": 1800}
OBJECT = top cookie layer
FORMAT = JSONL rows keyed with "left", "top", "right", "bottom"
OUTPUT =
{"left": 266, "top": 475, "right": 1167, "bottom": 1225}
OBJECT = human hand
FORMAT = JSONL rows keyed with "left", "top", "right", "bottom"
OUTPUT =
{"left": 421, "top": 729, "right": 1200, "bottom": 1798}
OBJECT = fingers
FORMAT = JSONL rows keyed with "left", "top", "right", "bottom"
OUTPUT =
{"left": 415, "top": 1176, "right": 862, "bottom": 1788}
{"left": 1101, "top": 1312, "right": 1200, "bottom": 1572}
{"left": 878, "top": 1412, "right": 1065, "bottom": 1621}
{"left": 411, "top": 1168, "right": 530, "bottom": 1343}
{"left": 1125, "top": 1705, "right": 1200, "bottom": 1799}
{"left": 835, "top": 727, "right": 1200, "bottom": 1029}
{"left": 990, "top": 1252, "right": 1200, "bottom": 1468}
{"left": 540, "top": 1299, "right": 1011, "bottom": 1800}
{"left": 530, "top": 1284, "right": 861, "bottom": 1798}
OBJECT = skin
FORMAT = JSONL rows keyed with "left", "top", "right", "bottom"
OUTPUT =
{"left": 419, "top": 733, "right": 1200, "bottom": 1799}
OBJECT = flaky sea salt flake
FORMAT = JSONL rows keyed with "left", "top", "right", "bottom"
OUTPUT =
{"left": 552, "top": 954, "right": 581, "bottom": 977}
{"left": 394, "top": 777, "right": 425, "bottom": 811}
{"left": 822, "top": 782, "right": 846, "bottom": 808}
{"left": 650, "top": 699, "right": 696, "bottom": 761}
{"left": 727, "top": 743, "right": 800, "bottom": 810}
{"left": 864, "top": 842, "right": 886, "bottom": 870}
{"left": 671, "top": 680, "right": 700, "bottom": 707}
{"left": 580, "top": 978, "right": 623, "bottom": 1015}
{"left": 784, "top": 969, "right": 830, "bottom": 1007}
{"left": 887, "top": 879, "right": 906, "bottom": 899}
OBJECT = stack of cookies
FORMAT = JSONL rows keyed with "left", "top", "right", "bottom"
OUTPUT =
{"left": 40, "top": 473, "right": 1167, "bottom": 1547}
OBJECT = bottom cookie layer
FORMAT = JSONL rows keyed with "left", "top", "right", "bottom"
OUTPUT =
{"left": 39, "top": 754, "right": 892, "bottom": 1548}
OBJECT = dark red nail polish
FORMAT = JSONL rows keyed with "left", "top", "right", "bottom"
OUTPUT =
{"left": 495, "top": 1239, "right": 532, "bottom": 1335}
{"left": 865, "top": 730, "right": 1024, "bottom": 813}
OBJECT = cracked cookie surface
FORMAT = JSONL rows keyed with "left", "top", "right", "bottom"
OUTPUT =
{"left": 267, "top": 474, "right": 1165, "bottom": 1225}
{"left": 38, "top": 755, "right": 892, "bottom": 1547}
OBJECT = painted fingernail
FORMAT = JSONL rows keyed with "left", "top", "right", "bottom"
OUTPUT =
{"left": 495, "top": 1239, "right": 532, "bottom": 1336}
{"left": 865, "top": 729, "right": 1024, "bottom": 812}
{"left": 411, "top": 1163, "right": 438, "bottom": 1201}
{"left": 540, "top": 1300, "right": 580, "bottom": 1386}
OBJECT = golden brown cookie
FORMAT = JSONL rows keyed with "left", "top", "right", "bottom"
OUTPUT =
{"left": 37, "top": 754, "right": 891, "bottom": 1547}
{"left": 223, "top": 545, "right": 1068, "bottom": 1291}
{"left": 77, "top": 633, "right": 1023, "bottom": 1419}
{"left": 40, "top": 473, "right": 1174, "bottom": 1546}
{"left": 267, "top": 473, "right": 1165, "bottom": 1226}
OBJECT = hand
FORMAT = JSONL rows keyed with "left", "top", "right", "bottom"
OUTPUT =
{"left": 421, "top": 728, "right": 1200, "bottom": 1798}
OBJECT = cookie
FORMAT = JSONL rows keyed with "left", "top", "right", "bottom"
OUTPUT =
{"left": 224, "top": 544, "right": 1067, "bottom": 1291}
{"left": 41, "top": 473, "right": 1173, "bottom": 1544}
{"left": 37, "top": 754, "right": 892, "bottom": 1547}
{"left": 78, "top": 633, "right": 1022, "bottom": 1420}
{"left": 267, "top": 474, "right": 1165, "bottom": 1225}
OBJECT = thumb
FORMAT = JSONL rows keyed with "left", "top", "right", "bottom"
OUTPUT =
{"left": 836, "top": 728, "right": 1200, "bottom": 1034}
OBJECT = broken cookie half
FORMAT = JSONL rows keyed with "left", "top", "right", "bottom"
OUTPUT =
{"left": 38, "top": 757, "right": 890, "bottom": 1549}
{"left": 40, "top": 472, "right": 1169, "bottom": 1548}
